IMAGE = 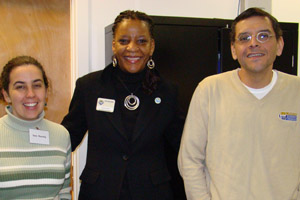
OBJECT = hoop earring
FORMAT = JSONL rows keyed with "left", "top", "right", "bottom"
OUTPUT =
{"left": 147, "top": 58, "right": 155, "bottom": 69}
{"left": 113, "top": 57, "right": 117, "bottom": 67}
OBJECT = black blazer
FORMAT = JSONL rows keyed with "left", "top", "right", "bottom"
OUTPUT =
{"left": 62, "top": 64, "right": 184, "bottom": 200}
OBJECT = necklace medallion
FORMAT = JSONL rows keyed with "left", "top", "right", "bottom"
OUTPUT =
{"left": 124, "top": 93, "right": 140, "bottom": 110}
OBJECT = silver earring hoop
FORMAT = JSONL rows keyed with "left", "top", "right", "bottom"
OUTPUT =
{"left": 147, "top": 58, "right": 155, "bottom": 69}
{"left": 113, "top": 57, "right": 117, "bottom": 67}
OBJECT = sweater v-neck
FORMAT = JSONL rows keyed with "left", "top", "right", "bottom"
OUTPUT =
{"left": 231, "top": 69, "right": 280, "bottom": 104}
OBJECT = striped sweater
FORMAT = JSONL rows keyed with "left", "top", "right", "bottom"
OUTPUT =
{"left": 0, "top": 106, "right": 71, "bottom": 200}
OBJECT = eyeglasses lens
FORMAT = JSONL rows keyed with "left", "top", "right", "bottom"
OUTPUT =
{"left": 257, "top": 32, "right": 270, "bottom": 43}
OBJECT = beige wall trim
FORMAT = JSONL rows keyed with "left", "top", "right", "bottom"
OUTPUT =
{"left": 71, "top": 0, "right": 80, "bottom": 199}
{"left": 70, "top": 0, "right": 90, "bottom": 199}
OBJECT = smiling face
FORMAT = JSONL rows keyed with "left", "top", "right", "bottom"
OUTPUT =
{"left": 2, "top": 64, "right": 47, "bottom": 120}
{"left": 231, "top": 16, "right": 284, "bottom": 76}
{"left": 112, "top": 19, "right": 155, "bottom": 73}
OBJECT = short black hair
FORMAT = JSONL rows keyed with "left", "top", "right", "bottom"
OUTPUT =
{"left": 230, "top": 7, "right": 283, "bottom": 42}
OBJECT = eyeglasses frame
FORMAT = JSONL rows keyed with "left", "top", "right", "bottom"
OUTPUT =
{"left": 236, "top": 31, "right": 275, "bottom": 44}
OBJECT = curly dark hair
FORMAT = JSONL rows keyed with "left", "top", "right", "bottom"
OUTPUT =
{"left": 230, "top": 7, "right": 283, "bottom": 43}
{"left": 112, "top": 10, "right": 159, "bottom": 95}
{"left": 0, "top": 55, "right": 49, "bottom": 101}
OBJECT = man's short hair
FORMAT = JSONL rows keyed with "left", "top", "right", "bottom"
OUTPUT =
{"left": 230, "top": 7, "right": 283, "bottom": 43}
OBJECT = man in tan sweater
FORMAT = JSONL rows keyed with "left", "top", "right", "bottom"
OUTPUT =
{"left": 178, "top": 7, "right": 300, "bottom": 200}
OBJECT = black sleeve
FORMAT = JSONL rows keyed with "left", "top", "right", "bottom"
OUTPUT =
{"left": 61, "top": 77, "right": 88, "bottom": 151}
{"left": 163, "top": 85, "right": 185, "bottom": 152}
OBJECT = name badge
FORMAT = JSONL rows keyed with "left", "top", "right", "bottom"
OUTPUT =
{"left": 279, "top": 112, "right": 297, "bottom": 121}
{"left": 29, "top": 129, "right": 50, "bottom": 145}
{"left": 96, "top": 98, "right": 115, "bottom": 113}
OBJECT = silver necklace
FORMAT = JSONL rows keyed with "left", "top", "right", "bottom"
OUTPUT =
{"left": 117, "top": 76, "right": 140, "bottom": 111}
{"left": 124, "top": 93, "right": 140, "bottom": 110}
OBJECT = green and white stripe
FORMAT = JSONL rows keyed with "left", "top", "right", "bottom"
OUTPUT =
{"left": 0, "top": 106, "right": 71, "bottom": 200}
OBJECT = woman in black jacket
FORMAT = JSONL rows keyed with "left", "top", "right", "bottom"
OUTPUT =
{"left": 62, "top": 10, "right": 184, "bottom": 200}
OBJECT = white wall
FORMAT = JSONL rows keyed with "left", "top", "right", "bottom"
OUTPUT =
{"left": 72, "top": 0, "right": 299, "bottom": 199}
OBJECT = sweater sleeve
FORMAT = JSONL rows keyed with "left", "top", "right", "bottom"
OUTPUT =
{"left": 58, "top": 134, "right": 72, "bottom": 200}
{"left": 178, "top": 82, "right": 211, "bottom": 200}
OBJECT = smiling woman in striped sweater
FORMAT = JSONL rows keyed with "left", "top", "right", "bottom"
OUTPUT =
{"left": 0, "top": 56, "right": 71, "bottom": 200}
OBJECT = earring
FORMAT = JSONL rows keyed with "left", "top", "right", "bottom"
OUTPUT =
{"left": 113, "top": 56, "right": 117, "bottom": 67}
{"left": 147, "top": 57, "right": 155, "bottom": 69}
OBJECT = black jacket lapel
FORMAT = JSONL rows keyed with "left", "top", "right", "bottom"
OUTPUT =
{"left": 97, "top": 66, "right": 128, "bottom": 140}
{"left": 132, "top": 91, "right": 162, "bottom": 142}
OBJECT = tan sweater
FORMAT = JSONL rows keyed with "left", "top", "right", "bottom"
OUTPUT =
{"left": 178, "top": 69, "right": 300, "bottom": 200}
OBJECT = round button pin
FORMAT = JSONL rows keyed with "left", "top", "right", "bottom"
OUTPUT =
{"left": 154, "top": 97, "right": 161, "bottom": 104}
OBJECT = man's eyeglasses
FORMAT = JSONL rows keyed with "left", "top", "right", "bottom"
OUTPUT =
{"left": 236, "top": 31, "right": 274, "bottom": 44}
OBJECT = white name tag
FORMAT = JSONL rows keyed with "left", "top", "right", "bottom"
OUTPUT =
{"left": 29, "top": 129, "right": 50, "bottom": 145}
{"left": 96, "top": 98, "right": 115, "bottom": 113}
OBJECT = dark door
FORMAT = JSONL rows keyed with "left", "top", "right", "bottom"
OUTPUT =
{"left": 153, "top": 25, "right": 219, "bottom": 115}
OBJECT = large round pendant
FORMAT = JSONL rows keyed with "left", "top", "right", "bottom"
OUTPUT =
{"left": 124, "top": 94, "right": 140, "bottom": 110}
